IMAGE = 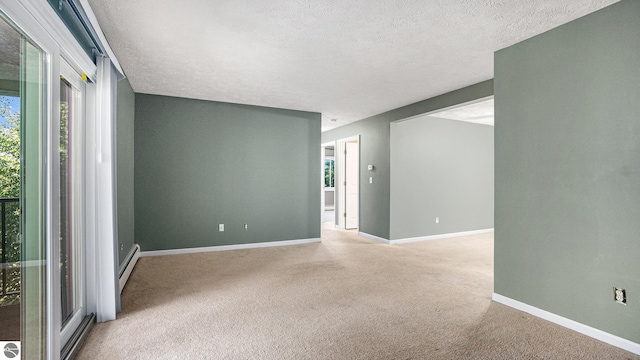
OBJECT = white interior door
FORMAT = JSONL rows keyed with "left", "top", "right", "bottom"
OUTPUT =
{"left": 345, "top": 142, "right": 359, "bottom": 229}
{"left": 337, "top": 141, "right": 345, "bottom": 229}
{"left": 321, "top": 146, "right": 325, "bottom": 223}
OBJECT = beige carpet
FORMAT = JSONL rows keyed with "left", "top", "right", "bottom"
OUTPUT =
{"left": 76, "top": 226, "right": 639, "bottom": 359}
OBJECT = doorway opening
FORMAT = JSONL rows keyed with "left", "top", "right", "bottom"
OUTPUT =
{"left": 389, "top": 96, "right": 494, "bottom": 241}
{"left": 321, "top": 143, "right": 336, "bottom": 225}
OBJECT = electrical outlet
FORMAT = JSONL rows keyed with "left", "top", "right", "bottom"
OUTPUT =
{"left": 218, "top": 224, "right": 224, "bottom": 232}
{"left": 120, "top": 243, "right": 123, "bottom": 251}
{"left": 244, "top": 223, "right": 248, "bottom": 230}
{"left": 614, "top": 287, "right": 626, "bottom": 305}
{"left": 435, "top": 217, "right": 440, "bottom": 224}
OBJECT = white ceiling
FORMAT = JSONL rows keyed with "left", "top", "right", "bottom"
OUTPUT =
{"left": 429, "top": 98, "right": 494, "bottom": 126}
{"left": 86, "top": 0, "right": 617, "bottom": 131}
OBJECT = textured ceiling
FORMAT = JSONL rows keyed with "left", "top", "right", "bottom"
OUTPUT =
{"left": 0, "top": 17, "right": 21, "bottom": 83}
{"left": 86, "top": 0, "right": 618, "bottom": 131}
{"left": 429, "top": 98, "right": 494, "bottom": 126}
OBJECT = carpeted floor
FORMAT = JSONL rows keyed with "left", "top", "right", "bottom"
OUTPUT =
{"left": 76, "top": 225, "right": 639, "bottom": 359}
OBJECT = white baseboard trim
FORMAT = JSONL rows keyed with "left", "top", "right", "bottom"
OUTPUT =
{"left": 140, "top": 238, "right": 321, "bottom": 257}
{"left": 492, "top": 293, "right": 640, "bottom": 355}
{"left": 119, "top": 244, "right": 140, "bottom": 293}
{"left": 358, "top": 232, "right": 391, "bottom": 244}
{"left": 389, "top": 228, "right": 494, "bottom": 244}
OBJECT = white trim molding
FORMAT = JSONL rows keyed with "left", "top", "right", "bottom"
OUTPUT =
{"left": 119, "top": 244, "right": 140, "bottom": 293}
{"left": 358, "top": 232, "right": 391, "bottom": 244}
{"left": 141, "top": 238, "right": 321, "bottom": 257}
{"left": 492, "top": 293, "right": 640, "bottom": 356}
{"left": 390, "top": 228, "right": 493, "bottom": 244}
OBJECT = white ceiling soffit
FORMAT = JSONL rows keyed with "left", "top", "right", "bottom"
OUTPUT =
{"left": 429, "top": 98, "right": 494, "bottom": 126}
{"left": 86, "top": 0, "right": 618, "bottom": 131}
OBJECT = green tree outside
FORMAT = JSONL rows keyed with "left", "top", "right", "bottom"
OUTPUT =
{"left": 1, "top": 95, "right": 21, "bottom": 305}
{"left": 1, "top": 96, "right": 20, "bottom": 198}
{"left": 324, "top": 159, "right": 334, "bottom": 188}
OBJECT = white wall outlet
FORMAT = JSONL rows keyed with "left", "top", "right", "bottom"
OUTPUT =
{"left": 218, "top": 224, "right": 224, "bottom": 232}
{"left": 435, "top": 217, "right": 440, "bottom": 224}
{"left": 369, "top": 177, "right": 373, "bottom": 184}
{"left": 614, "top": 287, "right": 626, "bottom": 304}
{"left": 244, "top": 223, "right": 248, "bottom": 230}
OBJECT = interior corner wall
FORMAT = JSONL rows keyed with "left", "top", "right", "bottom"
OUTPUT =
{"left": 495, "top": 0, "right": 640, "bottom": 343}
{"left": 134, "top": 94, "right": 321, "bottom": 251}
{"left": 390, "top": 116, "right": 493, "bottom": 240}
{"left": 116, "top": 77, "right": 135, "bottom": 268}
{"left": 322, "top": 79, "right": 494, "bottom": 240}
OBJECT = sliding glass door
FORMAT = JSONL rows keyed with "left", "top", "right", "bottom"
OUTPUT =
{"left": 1, "top": 10, "right": 90, "bottom": 358}
{"left": 0, "top": 0, "right": 126, "bottom": 355}
{"left": 58, "top": 62, "right": 86, "bottom": 347}
{"left": 0, "top": 13, "right": 48, "bottom": 359}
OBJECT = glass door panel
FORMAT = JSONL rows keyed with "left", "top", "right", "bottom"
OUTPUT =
{"left": 59, "top": 78, "right": 74, "bottom": 326}
{"left": 0, "top": 12, "right": 47, "bottom": 360}
{"left": 59, "top": 63, "right": 85, "bottom": 347}
{"left": 20, "top": 24, "right": 47, "bottom": 360}
{"left": 0, "top": 16, "right": 23, "bottom": 345}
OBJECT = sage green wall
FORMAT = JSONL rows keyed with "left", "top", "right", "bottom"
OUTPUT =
{"left": 390, "top": 116, "right": 493, "bottom": 240}
{"left": 135, "top": 94, "right": 321, "bottom": 251}
{"left": 322, "top": 117, "right": 391, "bottom": 239}
{"left": 495, "top": 0, "right": 640, "bottom": 343}
{"left": 116, "top": 78, "right": 135, "bottom": 269}
{"left": 322, "top": 80, "right": 493, "bottom": 240}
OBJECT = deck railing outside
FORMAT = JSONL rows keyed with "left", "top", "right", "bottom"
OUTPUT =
{"left": 1, "top": 197, "right": 20, "bottom": 298}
